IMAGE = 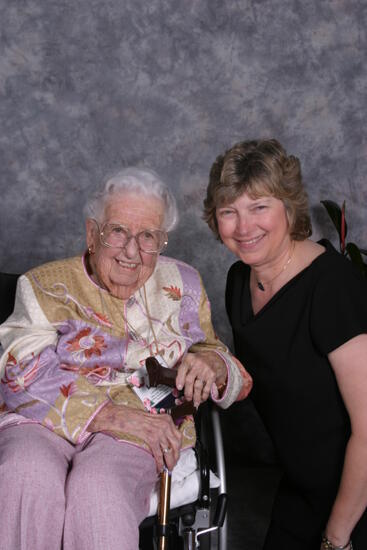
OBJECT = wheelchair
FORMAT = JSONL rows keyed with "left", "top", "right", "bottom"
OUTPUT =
{"left": 0, "top": 271, "right": 228, "bottom": 550}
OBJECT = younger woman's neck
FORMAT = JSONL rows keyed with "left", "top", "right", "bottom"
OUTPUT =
{"left": 252, "top": 241, "right": 294, "bottom": 281}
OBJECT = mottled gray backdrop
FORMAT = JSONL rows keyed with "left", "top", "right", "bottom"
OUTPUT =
{"left": 1, "top": 0, "right": 366, "bottom": 346}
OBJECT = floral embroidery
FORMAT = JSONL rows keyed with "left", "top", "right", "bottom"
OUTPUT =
{"left": 31, "top": 276, "right": 113, "bottom": 329}
{"left": 163, "top": 285, "right": 182, "bottom": 301}
{"left": 66, "top": 328, "right": 107, "bottom": 360}
{"left": 60, "top": 363, "right": 112, "bottom": 384}
{"left": 7, "top": 352, "right": 17, "bottom": 366}
{"left": 60, "top": 382, "right": 78, "bottom": 398}
{"left": 84, "top": 307, "right": 112, "bottom": 328}
{"left": 2, "top": 354, "right": 41, "bottom": 393}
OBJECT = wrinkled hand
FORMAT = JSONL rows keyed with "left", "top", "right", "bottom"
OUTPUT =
{"left": 176, "top": 351, "right": 227, "bottom": 408}
{"left": 89, "top": 402, "right": 182, "bottom": 472}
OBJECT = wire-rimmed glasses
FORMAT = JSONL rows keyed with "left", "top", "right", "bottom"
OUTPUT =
{"left": 93, "top": 220, "right": 168, "bottom": 254}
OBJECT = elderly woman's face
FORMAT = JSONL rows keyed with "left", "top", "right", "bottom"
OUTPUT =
{"left": 216, "top": 192, "right": 291, "bottom": 268}
{"left": 86, "top": 192, "right": 165, "bottom": 300}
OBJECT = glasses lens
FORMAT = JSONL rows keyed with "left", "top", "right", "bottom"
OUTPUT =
{"left": 100, "top": 224, "right": 167, "bottom": 253}
{"left": 137, "top": 230, "right": 166, "bottom": 253}
{"left": 101, "top": 224, "right": 129, "bottom": 247}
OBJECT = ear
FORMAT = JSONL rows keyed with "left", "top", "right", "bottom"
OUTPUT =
{"left": 86, "top": 219, "right": 97, "bottom": 253}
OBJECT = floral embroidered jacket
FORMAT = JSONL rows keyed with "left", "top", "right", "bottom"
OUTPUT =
{"left": 0, "top": 255, "right": 251, "bottom": 451}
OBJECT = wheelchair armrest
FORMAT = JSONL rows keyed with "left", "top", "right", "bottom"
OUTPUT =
{"left": 0, "top": 272, "right": 20, "bottom": 324}
{"left": 194, "top": 401, "right": 228, "bottom": 550}
{"left": 194, "top": 400, "right": 227, "bottom": 506}
{"left": 195, "top": 438, "right": 210, "bottom": 509}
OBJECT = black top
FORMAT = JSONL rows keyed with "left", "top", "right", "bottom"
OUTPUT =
{"left": 226, "top": 240, "right": 367, "bottom": 494}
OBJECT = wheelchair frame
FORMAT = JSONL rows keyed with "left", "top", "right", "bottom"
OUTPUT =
{"left": 139, "top": 403, "right": 228, "bottom": 550}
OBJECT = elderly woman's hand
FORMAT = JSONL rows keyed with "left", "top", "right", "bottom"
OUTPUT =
{"left": 176, "top": 351, "right": 227, "bottom": 408}
{"left": 89, "top": 402, "right": 182, "bottom": 472}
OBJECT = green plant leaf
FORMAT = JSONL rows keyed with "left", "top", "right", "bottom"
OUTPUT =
{"left": 320, "top": 200, "right": 348, "bottom": 240}
{"left": 346, "top": 242, "right": 366, "bottom": 277}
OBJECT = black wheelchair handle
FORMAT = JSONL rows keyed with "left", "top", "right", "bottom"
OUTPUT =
{"left": 195, "top": 493, "right": 228, "bottom": 546}
{"left": 213, "top": 493, "right": 228, "bottom": 528}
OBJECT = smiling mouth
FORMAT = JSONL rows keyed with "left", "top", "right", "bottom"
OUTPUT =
{"left": 236, "top": 235, "right": 264, "bottom": 246}
{"left": 116, "top": 260, "right": 139, "bottom": 270}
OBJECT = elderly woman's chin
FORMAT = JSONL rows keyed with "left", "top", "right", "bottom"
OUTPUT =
{"left": 101, "top": 262, "right": 155, "bottom": 300}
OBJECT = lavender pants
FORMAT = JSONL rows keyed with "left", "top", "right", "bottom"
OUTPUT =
{"left": 0, "top": 424, "right": 158, "bottom": 550}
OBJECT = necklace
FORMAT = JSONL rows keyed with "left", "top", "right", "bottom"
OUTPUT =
{"left": 96, "top": 280, "right": 161, "bottom": 359}
{"left": 86, "top": 254, "right": 162, "bottom": 366}
{"left": 255, "top": 243, "right": 295, "bottom": 292}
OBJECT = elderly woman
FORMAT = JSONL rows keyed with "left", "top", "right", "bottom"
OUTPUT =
{"left": 204, "top": 139, "right": 367, "bottom": 550}
{"left": 0, "top": 167, "right": 251, "bottom": 550}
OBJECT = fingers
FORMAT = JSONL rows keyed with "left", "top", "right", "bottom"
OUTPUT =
{"left": 145, "top": 413, "right": 182, "bottom": 472}
{"left": 175, "top": 360, "right": 189, "bottom": 392}
{"left": 103, "top": 406, "right": 182, "bottom": 472}
{"left": 160, "top": 443, "right": 177, "bottom": 471}
{"left": 193, "top": 377, "right": 212, "bottom": 407}
{"left": 176, "top": 353, "right": 217, "bottom": 407}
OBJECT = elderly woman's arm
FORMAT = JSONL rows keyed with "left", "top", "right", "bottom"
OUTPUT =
{"left": 322, "top": 334, "right": 367, "bottom": 549}
{"left": 176, "top": 350, "right": 251, "bottom": 409}
{"left": 0, "top": 275, "right": 108, "bottom": 443}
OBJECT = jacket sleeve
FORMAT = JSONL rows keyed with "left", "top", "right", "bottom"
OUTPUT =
{"left": 0, "top": 275, "right": 108, "bottom": 444}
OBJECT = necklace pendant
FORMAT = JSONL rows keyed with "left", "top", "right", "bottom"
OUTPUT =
{"left": 257, "top": 281, "right": 265, "bottom": 291}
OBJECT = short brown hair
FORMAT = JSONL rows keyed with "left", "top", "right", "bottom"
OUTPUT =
{"left": 203, "top": 139, "right": 312, "bottom": 241}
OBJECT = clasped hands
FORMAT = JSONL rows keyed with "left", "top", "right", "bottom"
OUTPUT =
{"left": 89, "top": 350, "right": 227, "bottom": 471}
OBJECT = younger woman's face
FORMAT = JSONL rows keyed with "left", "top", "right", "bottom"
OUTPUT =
{"left": 216, "top": 192, "right": 291, "bottom": 268}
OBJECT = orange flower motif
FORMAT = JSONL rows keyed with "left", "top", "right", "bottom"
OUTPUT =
{"left": 7, "top": 352, "right": 17, "bottom": 365}
{"left": 2, "top": 354, "right": 41, "bottom": 393}
{"left": 67, "top": 328, "right": 92, "bottom": 352}
{"left": 85, "top": 307, "right": 113, "bottom": 328}
{"left": 60, "top": 382, "right": 77, "bottom": 398}
{"left": 163, "top": 285, "right": 182, "bottom": 301}
{"left": 84, "top": 335, "right": 106, "bottom": 359}
{"left": 67, "top": 328, "right": 107, "bottom": 359}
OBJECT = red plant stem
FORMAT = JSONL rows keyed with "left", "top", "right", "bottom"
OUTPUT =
{"left": 341, "top": 202, "right": 346, "bottom": 254}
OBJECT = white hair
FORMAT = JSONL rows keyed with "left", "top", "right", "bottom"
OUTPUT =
{"left": 84, "top": 167, "right": 178, "bottom": 231}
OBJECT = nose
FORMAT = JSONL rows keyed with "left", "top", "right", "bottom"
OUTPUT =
{"left": 123, "top": 235, "right": 140, "bottom": 258}
{"left": 236, "top": 213, "right": 252, "bottom": 234}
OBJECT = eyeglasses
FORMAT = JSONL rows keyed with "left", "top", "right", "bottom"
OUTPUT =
{"left": 93, "top": 220, "right": 168, "bottom": 254}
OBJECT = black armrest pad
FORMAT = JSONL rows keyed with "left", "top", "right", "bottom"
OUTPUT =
{"left": 0, "top": 272, "right": 20, "bottom": 324}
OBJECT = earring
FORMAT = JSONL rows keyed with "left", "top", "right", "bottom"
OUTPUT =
{"left": 88, "top": 246, "right": 94, "bottom": 255}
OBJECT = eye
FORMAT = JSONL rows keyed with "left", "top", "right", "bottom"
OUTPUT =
{"left": 142, "top": 231, "right": 155, "bottom": 241}
{"left": 111, "top": 225, "right": 127, "bottom": 235}
{"left": 217, "top": 208, "right": 235, "bottom": 217}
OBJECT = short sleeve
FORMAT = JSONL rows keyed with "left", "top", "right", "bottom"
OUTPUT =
{"left": 310, "top": 257, "right": 367, "bottom": 355}
{"left": 225, "top": 261, "right": 250, "bottom": 325}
